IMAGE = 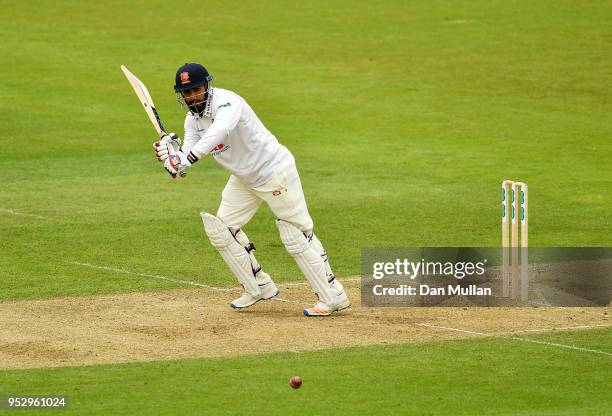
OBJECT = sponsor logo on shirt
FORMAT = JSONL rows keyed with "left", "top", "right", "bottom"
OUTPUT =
{"left": 210, "top": 143, "right": 231, "bottom": 157}
{"left": 218, "top": 102, "right": 231, "bottom": 109}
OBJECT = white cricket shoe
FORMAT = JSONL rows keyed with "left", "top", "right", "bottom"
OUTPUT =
{"left": 303, "top": 291, "right": 351, "bottom": 317}
{"left": 230, "top": 280, "right": 279, "bottom": 309}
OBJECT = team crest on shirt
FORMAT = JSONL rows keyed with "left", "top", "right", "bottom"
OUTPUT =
{"left": 210, "top": 143, "right": 231, "bottom": 157}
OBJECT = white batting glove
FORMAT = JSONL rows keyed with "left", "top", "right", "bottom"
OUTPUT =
{"left": 164, "top": 150, "right": 191, "bottom": 178}
{"left": 153, "top": 133, "right": 181, "bottom": 162}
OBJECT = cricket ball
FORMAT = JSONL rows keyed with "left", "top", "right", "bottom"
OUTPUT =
{"left": 290, "top": 376, "right": 302, "bottom": 389}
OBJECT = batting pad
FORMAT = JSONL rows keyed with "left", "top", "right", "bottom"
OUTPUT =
{"left": 201, "top": 212, "right": 261, "bottom": 296}
{"left": 276, "top": 220, "right": 343, "bottom": 304}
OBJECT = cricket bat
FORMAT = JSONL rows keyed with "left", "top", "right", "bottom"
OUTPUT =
{"left": 121, "top": 65, "right": 186, "bottom": 177}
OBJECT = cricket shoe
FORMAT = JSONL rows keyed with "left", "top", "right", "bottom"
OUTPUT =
{"left": 230, "top": 280, "right": 279, "bottom": 309}
{"left": 303, "top": 291, "right": 351, "bottom": 317}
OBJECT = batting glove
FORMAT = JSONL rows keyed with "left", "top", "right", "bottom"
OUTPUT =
{"left": 164, "top": 150, "right": 191, "bottom": 178}
{"left": 153, "top": 133, "right": 181, "bottom": 162}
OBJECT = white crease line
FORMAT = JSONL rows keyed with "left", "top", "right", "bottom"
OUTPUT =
{"left": 70, "top": 261, "right": 238, "bottom": 292}
{"left": 418, "top": 323, "right": 612, "bottom": 357}
{"left": 498, "top": 324, "right": 612, "bottom": 335}
{"left": 446, "top": 19, "right": 474, "bottom": 24}
{"left": 417, "top": 324, "right": 504, "bottom": 337}
{"left": 504, "top": 336, "right": 612, "bottom": 356}
{"left": 70, "top": 261, "right": 311, "bottom": 307}
{"left": 0, "top": 208, "right": 46, "bottom": 219}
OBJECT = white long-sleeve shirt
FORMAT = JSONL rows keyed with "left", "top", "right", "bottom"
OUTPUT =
{"left": 182, "top": 87, "right": 295, "bottom": 187}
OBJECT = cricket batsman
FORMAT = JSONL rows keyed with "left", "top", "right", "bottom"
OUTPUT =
{"left": 153, "top": 63, "right": 350, "bottom": 317}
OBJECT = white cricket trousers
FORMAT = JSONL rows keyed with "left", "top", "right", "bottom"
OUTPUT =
{"left": 217, "top": 163, "right": 314, "bottom": 232}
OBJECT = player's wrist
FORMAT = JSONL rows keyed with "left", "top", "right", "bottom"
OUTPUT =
{"left": 187, "top": 151, "right": 200, "bottom": 164}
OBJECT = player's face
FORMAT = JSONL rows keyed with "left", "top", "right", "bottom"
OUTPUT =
{"left": 183, "top": 84, "right": 208, "bottom": 113}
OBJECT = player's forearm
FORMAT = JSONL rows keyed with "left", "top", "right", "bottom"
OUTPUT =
{"left": 181, "top": 128, "right": 205, "bottom": 163}
{"left": 188, "top": 128, "right": 228, "bottom": 161}
{"left": 183, "top": 101, "right": 239, "bottom": 162}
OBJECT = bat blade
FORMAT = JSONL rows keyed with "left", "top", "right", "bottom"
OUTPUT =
{"left": 121, "top": 65, "right": 166, "bottom": 137}
{"left": 121, "top": 65, "right": 187, "bottom": 178}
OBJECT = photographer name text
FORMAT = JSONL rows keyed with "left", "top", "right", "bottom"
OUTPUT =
{"left": 373, "top": 284, "right": 491, "bottom": 296}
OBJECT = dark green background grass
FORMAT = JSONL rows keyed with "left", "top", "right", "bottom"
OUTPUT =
{"left": 1, "top": 329, "right": 611, "bottom": 415}
{"left": 1, "top": 2, "right": 611, "bottom": 415}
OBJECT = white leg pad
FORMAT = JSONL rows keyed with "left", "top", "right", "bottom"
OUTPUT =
{"left": 201, "top": 212, "right": 267, "bottom": 297}
{"left": 276, "top": 220, "right": 344, "bottom": 304}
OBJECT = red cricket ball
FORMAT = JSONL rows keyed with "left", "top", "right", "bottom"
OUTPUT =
{"left": 290, "top": 376, "right": 302, "bottom": 389}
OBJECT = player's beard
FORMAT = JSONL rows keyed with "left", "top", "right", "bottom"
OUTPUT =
{"left": 188, "top": 93, "right": 207, "bottom": 115}
{"left": 189, "top": 101, "right": 204, "bottom": 114}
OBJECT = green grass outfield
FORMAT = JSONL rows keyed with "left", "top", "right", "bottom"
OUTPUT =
{"left": 1, "top": 0, "right": 611, "bottom": 415}
{"left": 1, "top": 329, "right": 611, "bottom": 415}
{"left": 2, "top": 0, "right": 611, "bottom": 299}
